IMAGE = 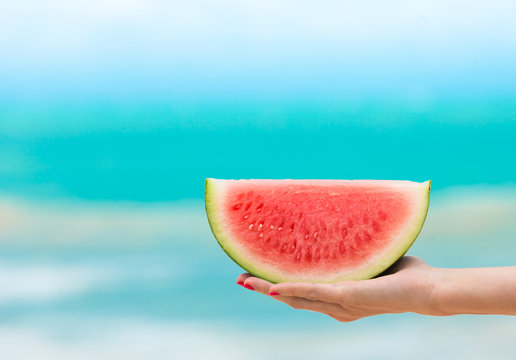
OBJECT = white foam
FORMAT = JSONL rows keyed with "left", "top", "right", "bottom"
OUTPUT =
{"left": 0, "top": 196, "right": 211, "bottom": 247}
{"left": 421, "top": 185, "right": 516, "bottom": 237}
{"left": 0, "top": 260, "right": 181, "bottom": 304}
{"left": 0, "top": 265, "right": 110, "bottom": 304}
{"left": 0, "top": 317, "right": 515, "bottom": 360}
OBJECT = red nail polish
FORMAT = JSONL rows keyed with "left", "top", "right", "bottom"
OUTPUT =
{"left": 269, "top": 291, "right": 280, "bottom": 296}
{"left": 236, "top": 281, "right": 244, "bottom": 286}
{"left": 243, "top": 283, "right": 255, "bottom": 290}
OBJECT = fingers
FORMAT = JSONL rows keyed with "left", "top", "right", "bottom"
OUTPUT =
{"left": 235, "top": 275, "right": 366, "bottom": 322}
{"left": 238, "top": 276, "right": 353, "bottom": 306}
{"left": 272, "top": 295, "right": 344, "bottom": 316}
{"left": 269, "top": 282, "right": 345, "bottom": 304}
{"left": 244, "top": 276, "right": 273, "bottom": 295}
{"left": 236, "top": 273, "right": 273, "bottom": 295}
{"left": 236, "top": 273, "right": 253, "bottom": 286}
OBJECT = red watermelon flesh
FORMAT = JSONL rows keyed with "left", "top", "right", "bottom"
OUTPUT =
{"left": 205, "top": 179, "right": 430, "bottom": 283}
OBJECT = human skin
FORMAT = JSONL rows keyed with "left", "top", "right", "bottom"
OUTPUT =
{"left": 236, "top": 256, "right": 516, "bottom": 322}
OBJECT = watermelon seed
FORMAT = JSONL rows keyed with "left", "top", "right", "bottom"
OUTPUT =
{"left": 243, "top": 215, "right": 249, "bottom": 219}
{"left": 289, "top": 242, "right": 297, "bottom": 253}
{"left": 248, "top": 224, "right": 254, "bottom": 230}
{"left": 281, "top": 244, "right": 288, "bottom": 252}
{"left": 295, "top": 253, "right": 301, "bottom": 261}
{"left": 256, "top": 203, "right": 264, "bottom": 212}
{"left": 244, "top": 203, "right": 252, "bottom": 211}
{"left": 259, "top": 233, "right": 264, "bottom": 238}
{"left": 278, "top": 226, "right": 283, "bottom": 231}
{"left": 258, "top": 223, "right": 263, "bottom": 231}
{"left": 232, "top": 203, "right": 242, "bottom": 211}
{"left": 270, "top": 225, "right": 274, "bottom": 229}
{"left": 314, "top": 232, "right": 318, "bottom": 239}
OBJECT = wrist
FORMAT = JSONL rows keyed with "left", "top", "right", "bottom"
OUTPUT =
{"left": 409, "top": 266, "right": 451, "bottom": 316}
{"left": 423, "top": 267, "right": 455, "bottom": 316}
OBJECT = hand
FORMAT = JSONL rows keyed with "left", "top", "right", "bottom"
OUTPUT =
{"left": 237, "top": 256, "right": 438, "bottom": 322}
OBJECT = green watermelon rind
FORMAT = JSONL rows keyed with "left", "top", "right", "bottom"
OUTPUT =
{"left": 205, "top": 179, "right": 431, "bottom": 284}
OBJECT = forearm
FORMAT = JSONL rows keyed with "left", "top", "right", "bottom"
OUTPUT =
{"left": 426, "top": 266, "right": 516, "bottom": 316}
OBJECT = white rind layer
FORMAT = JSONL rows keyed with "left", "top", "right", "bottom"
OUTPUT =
{"left": 205, "top": 179, "right": 430, "bottom": 283}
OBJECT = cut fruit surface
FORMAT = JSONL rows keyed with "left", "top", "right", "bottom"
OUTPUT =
{"left": 205, "top": 179, "right": 430, "bottom": 283}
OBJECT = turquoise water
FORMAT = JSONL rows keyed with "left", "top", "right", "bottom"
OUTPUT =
{"left": 1, "top": 100, "right": 515, "bottom": 201}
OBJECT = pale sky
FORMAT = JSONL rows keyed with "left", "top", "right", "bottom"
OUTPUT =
{"left": 2, "top": 0, "right": 516, "bottom": 59}
{"left": 1, "top": 0, "right": 515, "bottom": 100}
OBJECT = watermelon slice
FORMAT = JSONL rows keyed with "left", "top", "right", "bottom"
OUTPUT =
{"left": 205, "top": 179, "right": 430, "bottom": 283}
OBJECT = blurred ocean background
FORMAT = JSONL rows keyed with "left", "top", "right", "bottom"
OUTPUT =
{"left": 1, "top": 1, "right": 516, "bottom": 359}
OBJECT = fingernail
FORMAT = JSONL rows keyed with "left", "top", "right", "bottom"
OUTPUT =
{"left": 269, "top": 291, "right": 280, "bottom": 296}
{"left": 236, "top": 281, "right": 244, "bottom": 286}
{"left": 243, "top": 283, "right": 254, "bottom": 290}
